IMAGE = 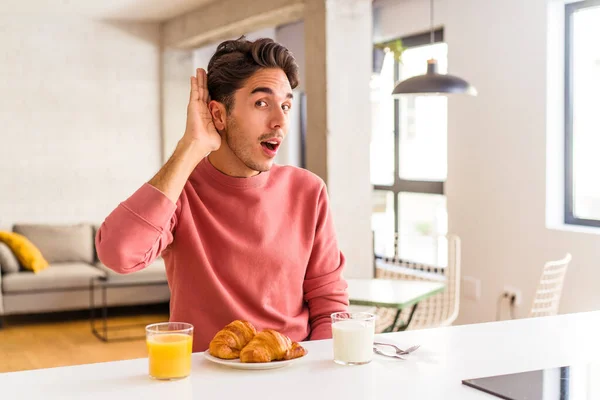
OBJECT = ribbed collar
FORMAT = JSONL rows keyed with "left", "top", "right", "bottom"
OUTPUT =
{"left": 197, "top": 157, "right": 271, "bottom": 189}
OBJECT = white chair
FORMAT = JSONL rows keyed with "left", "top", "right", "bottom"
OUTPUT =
{"left": 529, "top": 253, "right": 572, "bottom": 318}
{"left": 373, "top": 234, "right": 461, "bottom": 332}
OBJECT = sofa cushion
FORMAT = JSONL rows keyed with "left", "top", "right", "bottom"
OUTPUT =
{"left": 0, "top": 241, "right": 21, "bottom": 274}
{"left": 92, "top": 223, "right": 102, "bottom": 262}
{"left": 95, "top": 258, "right": 167, "bottom": 283}
{"left": 0, "top": 231, "right": 49, "bottom": 273}
{"left": 13, "top": 224, "right": 94, "bottom": 264}
{"left": 2, "top": 262, "right": 105, "bottom": 293}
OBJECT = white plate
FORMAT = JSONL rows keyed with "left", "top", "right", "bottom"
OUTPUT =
{"left": 203, "top": 350, "right": 307, "bottom": 370}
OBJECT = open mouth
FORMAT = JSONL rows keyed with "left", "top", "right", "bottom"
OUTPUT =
{"left": 261, "top": 140, "right": 281, "bottom": 153}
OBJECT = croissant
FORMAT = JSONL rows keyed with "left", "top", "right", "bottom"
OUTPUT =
{"left": 240, "top": 329, "right": 307, "bottom": 363}
{"left": 208, "top": 320, "right": 257, "bottom": 359}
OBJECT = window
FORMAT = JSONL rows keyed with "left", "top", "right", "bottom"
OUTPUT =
{"left": 565, "top": 0, "right": 600, "bottom": 227}
{"left": 370, "top": 30, "right": 448, "bottom": 266}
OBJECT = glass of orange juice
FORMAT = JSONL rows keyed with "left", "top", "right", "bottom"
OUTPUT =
{"left": 146, "top": 322, "right": 194, "bottom": 380}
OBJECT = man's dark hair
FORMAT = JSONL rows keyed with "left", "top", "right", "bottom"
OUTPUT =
{"left": 207, "top": 36, "right": 299, "bottom": 113}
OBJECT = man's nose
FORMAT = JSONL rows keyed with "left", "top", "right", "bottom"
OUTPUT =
{"left": 269, "top": 107, "right": 287, "bottom": 130}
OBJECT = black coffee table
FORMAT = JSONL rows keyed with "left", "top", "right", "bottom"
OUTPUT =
{"left": 89, "top": 276, "right": 169, "bottom": 342}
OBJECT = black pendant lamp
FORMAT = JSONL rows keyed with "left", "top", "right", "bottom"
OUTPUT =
{"left": 392, "top": 0, "right": 477, "bottom": 96}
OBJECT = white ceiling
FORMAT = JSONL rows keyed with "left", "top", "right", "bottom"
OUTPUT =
{"left": 1, "top": 0, "right": 220, "bottom": 21}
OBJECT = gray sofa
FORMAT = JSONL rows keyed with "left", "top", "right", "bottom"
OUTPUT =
{"left": 0, "top": 223, "right": 170, "bottom": 325}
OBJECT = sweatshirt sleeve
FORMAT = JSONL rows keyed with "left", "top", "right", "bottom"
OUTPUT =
{"left": 95, "top": 183, "right": 179, "bottom": 274}
{"left": 303, "top": 184, "right": 349, "bottom": 341}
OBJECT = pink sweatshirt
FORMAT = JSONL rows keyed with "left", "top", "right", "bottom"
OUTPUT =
{"left": 95, "top": 157, "right": 349, "bottom": 352}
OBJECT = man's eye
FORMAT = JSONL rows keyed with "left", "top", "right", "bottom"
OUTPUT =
{"left": 282, "top": 104, "right": 291, "bottom": 111}
{"left": 256, "top": 100, "right": 267, "bottom": 107}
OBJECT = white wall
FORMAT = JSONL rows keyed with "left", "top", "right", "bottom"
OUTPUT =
{"left": 376, "top": 0, "right": 600, "bottom": 324}
{"left": 276, "top": 21, "right": 306, "bottom": 92}
{"left": 0, "top": 16, "right": 161, "bottom": 230}
{"left": 162, "top": 47, "right": 195, "bottom": 163}
{"left": 276, "top": 21, "right": 305, "bottom": 168}
{"left": 374, "top": 0, "right": 447, "bottom": 42}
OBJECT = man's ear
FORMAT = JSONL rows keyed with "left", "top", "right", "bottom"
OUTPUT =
{"left": 208, "top": 100, "right": 227, "bottom": 131}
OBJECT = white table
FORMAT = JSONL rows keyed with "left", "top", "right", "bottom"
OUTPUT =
{"left": 347, "top": 278, "right": 445, "bottom": 331}
{"left": 3, "top": 311, "right": 600, "bottom": 399}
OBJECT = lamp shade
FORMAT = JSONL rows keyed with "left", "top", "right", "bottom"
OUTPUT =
{"left": 392, "top": 59, "right": 477, "bottom": 96}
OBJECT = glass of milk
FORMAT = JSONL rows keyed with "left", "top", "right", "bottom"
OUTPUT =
{"left": 331, "top": 312, "right": 376, "bottom": 365}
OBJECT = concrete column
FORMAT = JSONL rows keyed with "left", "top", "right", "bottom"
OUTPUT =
{"left": 304, "top": 0, "right": 374, "bottom": 278}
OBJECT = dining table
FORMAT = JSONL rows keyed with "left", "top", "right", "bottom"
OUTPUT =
{"left": 347, "top": 277, "right": 446, "bottom": 331}
{"left": 2, "top": 310, "right": 599, "bottom": 399}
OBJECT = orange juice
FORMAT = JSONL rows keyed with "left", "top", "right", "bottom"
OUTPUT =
{"left": 147, "top": 333, "right": 193, "bottom": 380}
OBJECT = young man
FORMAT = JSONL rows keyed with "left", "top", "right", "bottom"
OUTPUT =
{"left": 96, "top": 37, "right": 349, "bottom": 352}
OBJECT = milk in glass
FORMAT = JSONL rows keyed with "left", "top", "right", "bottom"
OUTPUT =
{"left": 331, "top": 313, "right": 376, "bottom": 365}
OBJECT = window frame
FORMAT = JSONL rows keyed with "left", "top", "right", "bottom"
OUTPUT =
{"left": 372, "top": 28, "right": 446, "bottom": 257}
{"left": 564, "top": 0, "right": 600, "bottom": 227}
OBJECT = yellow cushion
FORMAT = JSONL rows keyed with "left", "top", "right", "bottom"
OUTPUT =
{"left": 0, "top": 231, "right": 49, "bottom": 273}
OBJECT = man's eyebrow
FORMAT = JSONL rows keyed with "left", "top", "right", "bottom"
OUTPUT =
{"left": 250, "top": 87, "right": 294, "bottom": 99}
